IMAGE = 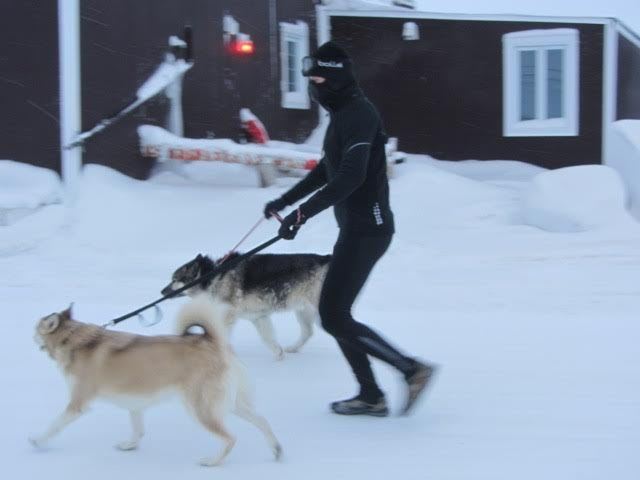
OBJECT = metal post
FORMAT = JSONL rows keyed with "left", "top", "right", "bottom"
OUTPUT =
{"left": 58, "top": 0, "right": 82, "bottom": 207}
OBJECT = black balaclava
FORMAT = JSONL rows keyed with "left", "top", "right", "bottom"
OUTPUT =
{"left": 303, "top": 41, "right": 359, "bottom": 112}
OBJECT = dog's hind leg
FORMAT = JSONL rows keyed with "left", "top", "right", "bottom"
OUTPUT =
{"left": 29, "top": 388, "right": 92, "bottom": 448}
{"left": 115, "top": 410, "right": 144, "bottom": 451}
{"left": 233, "top": 390, "right": 282, "bottom": 461}
{"left": 285, "top": 307, "right": 315, "bottom": 353}
{"left": 187, "top": 387, "right": 236, "bottom": 466}
{"left": 252, "top": 315, "right": 284, "bottom": 360}
{"left": 196, "top": 414, "right": 236, "bottom": 466}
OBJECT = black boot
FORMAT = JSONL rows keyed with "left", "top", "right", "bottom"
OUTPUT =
{"left": 401, "top": 359, "right": 437, "bottom": 415}
{"left": 330, "top": 394, "right": 389, "bottom": 417}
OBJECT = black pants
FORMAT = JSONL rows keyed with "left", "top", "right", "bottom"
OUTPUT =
{"left": 319, "top": 231, "right": 415, "bottom": 401}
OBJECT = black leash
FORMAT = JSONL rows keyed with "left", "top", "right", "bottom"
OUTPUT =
{"left": 103, "top": 235, "right": 281, "bottom": 328}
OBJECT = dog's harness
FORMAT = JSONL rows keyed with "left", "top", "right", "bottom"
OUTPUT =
{"left": 103, "top": 216, "right": 283, "bottom": 328}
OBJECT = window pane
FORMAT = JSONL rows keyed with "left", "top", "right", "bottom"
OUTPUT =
{"left": 287, "top": 40, "right": 297, "bottom": 92}
{"left": 547, "top": 49, "right": 564, "bottom": 119}
{"left": 520, "top": 50, "right": 536, "bottom": 121}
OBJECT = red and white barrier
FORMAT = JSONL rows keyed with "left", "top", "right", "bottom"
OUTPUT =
{"left": 138, "top": 125, "right": 319, "bottom": 172}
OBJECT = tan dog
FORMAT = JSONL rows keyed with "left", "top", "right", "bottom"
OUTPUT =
{"left": 30, "top": 295, "right": 282, "bottom": 466}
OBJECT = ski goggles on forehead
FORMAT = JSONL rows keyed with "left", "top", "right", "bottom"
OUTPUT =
{"left": 301, "top": 56, "right": 350, "bottom": 76}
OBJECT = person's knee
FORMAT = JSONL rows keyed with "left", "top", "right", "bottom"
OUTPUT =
{"left": 320, "top": 315, "right": 339, "bottom": 336}
{"left": 319, "top": 301, "right": 346, "bottom": 336}
{"left": 319, "top": 306, "right": 337, "bottom": 334}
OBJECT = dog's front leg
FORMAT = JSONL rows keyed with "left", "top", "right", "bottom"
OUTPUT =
{"left": 29, "top": 401, "right": 86, "bottom": 448}
{"left": 285, "top": 308, "right": 315, "bottom": 353}
{"left": 115, "top": 410, "right": 144, "bottom": 451}
{"left": 252, "top": 316, "right": 284, "bottom": 360}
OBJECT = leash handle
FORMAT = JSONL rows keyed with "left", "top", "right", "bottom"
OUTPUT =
{"left": 106, "top": 235, "right": 282, "bottom": 327}
{"left": 270, "top": 211, "right": 284, "bottom": 223}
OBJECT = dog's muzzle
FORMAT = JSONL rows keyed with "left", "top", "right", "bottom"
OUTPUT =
{"left": 161, "top": 282, "right": 186, "bottom": 297}
{"left": 34, "top": 333, "right": 46, "bottom": 351}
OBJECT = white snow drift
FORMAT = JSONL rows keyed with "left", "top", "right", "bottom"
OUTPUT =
{"left": 1, "top": 157, "right": 639, "bottom": 480}
{"left": 521, "top": 165, "right": 631, "bottom": 232}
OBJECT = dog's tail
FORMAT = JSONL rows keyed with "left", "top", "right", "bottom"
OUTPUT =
{"left": 175, "top": 294, "right": 228, "bottom": 350}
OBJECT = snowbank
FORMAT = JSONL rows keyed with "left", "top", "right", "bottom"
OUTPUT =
{"left": 0, "top": 160, "right": 65, "bottom": 253}
{"left": 0, "top": 161, "right": 61, "bottom": 210}
{"left": 521, "top": 165, "right": 631, "bottom": 232}
{"left": 409, "top": 154, "right": 545, "bottom": 183}
{"left": 615, "top": 120, "right": 640, "bottom": 152}
{"left": 606, "top": 120, "right": 640, "bottom": 221}
{"left": 0, "top": 160, "right": 62, "bottom": 227}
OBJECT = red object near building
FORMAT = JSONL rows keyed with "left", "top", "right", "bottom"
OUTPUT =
{"left": 304, "top": 159, "right": 318, "bottom": 170}
{"left": 240, "top": 108, "right": 270, "bottom": 144}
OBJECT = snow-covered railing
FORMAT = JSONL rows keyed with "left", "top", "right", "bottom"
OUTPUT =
{"left": 138, "top": 125, "right": 320, "bottom": 187}
{"left": 139, "top": 125, "right": 319, "bottom": 170}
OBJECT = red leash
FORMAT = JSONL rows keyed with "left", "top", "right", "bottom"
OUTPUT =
{"left": 217, "top": 212, "right": 284, "bottom": 265}
{"left": 218, "top": 216, "right": 265, "bottom": 265}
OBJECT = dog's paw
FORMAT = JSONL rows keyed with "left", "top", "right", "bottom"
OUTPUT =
{"left": 274, "top": 348, "right": 285, "bottom": 361}
{"left": 115, "top": 441, "right": 139, "bottom": 451}
{"left": 198, "top": 456, "right": 223, "bottom": 467}
{"left": 284, "top": 345, "right": 300, "bottom": 354}
{"left": 273, "top": 443, "right": 283, "bottom": 461}
{"left": 29, "top": 436, "right": 46, "bottom": 449}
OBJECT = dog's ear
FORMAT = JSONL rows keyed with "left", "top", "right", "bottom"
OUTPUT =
{"left": 60, "top": 303, "right": 74, "bottom": 321}
{"left": 41, "top": 314, "right": 61, "bottom": 334}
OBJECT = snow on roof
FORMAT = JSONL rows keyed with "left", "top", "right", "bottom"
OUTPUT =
{"left": 323, "top": 0, "right": 640, "bottom": 37}
{"left": 320, "top": 0, "right": 411, "bottom": 11}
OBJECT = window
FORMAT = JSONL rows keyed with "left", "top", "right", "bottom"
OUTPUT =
{"left": 279, "top": 21, "right": 309, "bottom": 109}
{"left": 502, "top": 29, "right": 579, "bottom": 136}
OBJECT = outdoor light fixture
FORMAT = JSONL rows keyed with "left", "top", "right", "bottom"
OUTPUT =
{"left": 402, "top": 21, "right": 420, "bottom": 41}
{"left": 223, "top": 14, "right": 254, "bottom": 56}
{"left": 233, "top": 33, "right": 254, "bottom": 55}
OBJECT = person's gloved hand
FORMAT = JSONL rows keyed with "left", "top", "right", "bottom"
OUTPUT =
{"left": 263, "top": 197, "right": 288, "bottom": 219}
{"left": 278, "top": 208, "right": 306, "bottom": 240}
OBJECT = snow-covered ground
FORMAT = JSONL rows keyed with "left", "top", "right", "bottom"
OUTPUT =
{"left": 1, "top": 157, "right": 639, "bottom": 479}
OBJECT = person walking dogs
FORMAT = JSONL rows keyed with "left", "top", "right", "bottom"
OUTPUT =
{"left": 264, "top": 42, "right": 436, "bottom": 416}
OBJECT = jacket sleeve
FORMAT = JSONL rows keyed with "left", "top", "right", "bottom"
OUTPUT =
{"left": 299, "top": 114, "right": 376, "bottom": 219}
{"left": 280, "top": 158, "right": 328, "bottom": 206}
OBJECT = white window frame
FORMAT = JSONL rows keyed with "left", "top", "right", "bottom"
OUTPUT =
{"left": 279, "top": 21, "right": 310, "bottom": 110}
{"left": 502, "top": 29, "right": 580, "bottom": 137}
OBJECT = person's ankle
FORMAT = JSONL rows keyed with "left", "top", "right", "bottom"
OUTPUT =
{"left": 403, "top": 358, "right": 422, "bottom": 380}
{"left": 358, "top": 389, "right": 385, "bottom": 404}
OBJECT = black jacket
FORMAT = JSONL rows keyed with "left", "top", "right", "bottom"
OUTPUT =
{"left": 282, "top": 91, "right": 395, "bottom": 236}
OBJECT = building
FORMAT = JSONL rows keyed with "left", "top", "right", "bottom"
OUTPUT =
{"left": 321, "top": 2, "right": 640, "bottom": 168}
{"left": 2, "top": 0, "right": 639, "bottom": 179}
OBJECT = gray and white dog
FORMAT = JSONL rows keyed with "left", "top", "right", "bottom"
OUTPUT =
{"left": 162, "top": 252, "right": 331, "bottom": 360}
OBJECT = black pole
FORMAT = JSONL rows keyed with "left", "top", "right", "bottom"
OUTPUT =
{"left": 184, "top": 25, "right": 193, "bottom": 62}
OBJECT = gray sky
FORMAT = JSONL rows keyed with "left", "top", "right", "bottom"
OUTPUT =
{"left": 416, "top": 0, "right": 640, "bottom": 34}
